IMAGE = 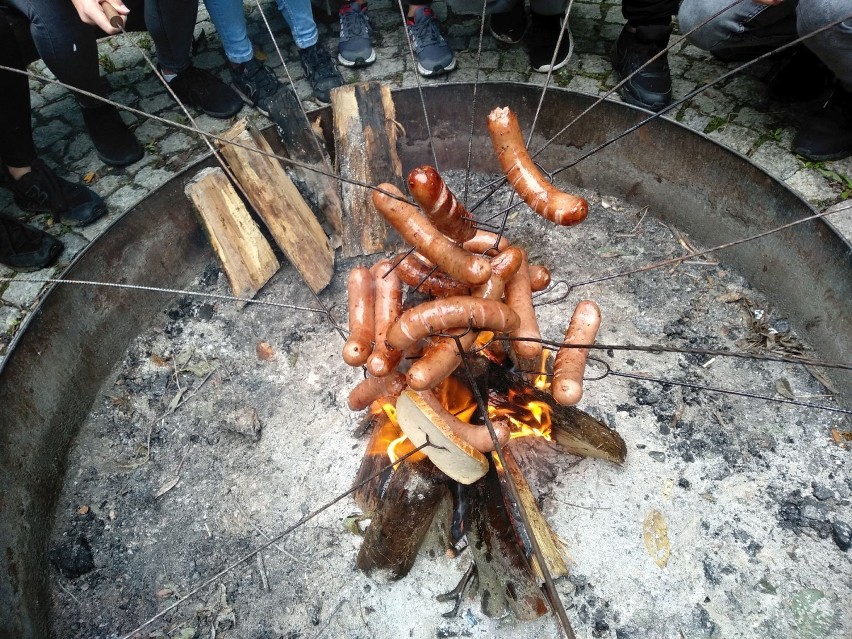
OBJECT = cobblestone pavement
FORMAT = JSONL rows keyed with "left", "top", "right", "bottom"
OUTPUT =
{"left": 1, "top": 0, "right": 850, "bottom": 362}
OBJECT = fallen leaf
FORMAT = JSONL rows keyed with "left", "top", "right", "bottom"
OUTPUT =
{"left": 831, "top": 428, "right": 852, "bottom": 446}
{"left": 717, "top": 291, "right": 744, "bottom": 304}
{"left": 804, "top": 365, "right": 839, "bottom": 395}
{"left": 642, "top": 509, "right": 670, "bottom": 568}
{"left": 775, "top": 378, "right": 795, "bottom": 400}
{"left": 173, "top": 627, "right": 196, "bottom": 639}
{"left": 156, "top": 588, "right": 174, "bottom": 598}
{"left": 256, "top": 341, "right": 275, "bottom": 361}
{"left": 155, "top": 477, "right": 179, "bottom": 498}
{"left": 82, "top": 171, "right": 96, "bottom": 184}
{"left": 150, "top": 353, "right": 169, "bottom": 367}
{"left": 167, "top": 388, "right": 186, "bottom": 414}
{"left": 174, "top": 348, "right": 194, "bottom": 369}
{"left": 182, "top": 362, "right": 214, "bottom": 377}
{"left": 77, "top": 505, "right": 89, "bottom": 515}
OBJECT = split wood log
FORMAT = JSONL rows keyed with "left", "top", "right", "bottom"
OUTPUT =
{"left": 352, "top": 410, "right": 399, "bottom": 513}
{"left": 184, "top": 167, "right": 280, "bottom": 299}
{"left": 331, "top": 82, "right": 405, "bottom": 257}
{"left": 218, "top": 119, "right": 333, "bottom": 294}
{"left": 495, "top": 448, "right": 568, "bottom": 581}
{"left": 395, "top": 390, "right": 489, "bottom": 484}
{"left": 464, "top": 464, "right": 549, "bottom": 620}
{"left": 488, "top": 364, "right": 627, "bottom": 463}
{"left": 356, "top": 456, "right": 448, "bottom": 581}
{"left": 269, "top": 85, "right": 343, "bottom": 242}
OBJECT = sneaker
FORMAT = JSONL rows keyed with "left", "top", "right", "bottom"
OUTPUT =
{"left": 528, "top": 12, "right": 571, "bottom": 73}
{"left": 338, "top": 2, "right": 376, "bottom": 67}
{"left": 230, "top": 58, "right": 282, "bottom": 115}
{"left": 167, "top": 66, "right": 243, "bottom": 119}
{"left": 792, "top": 86, "right": 852, "bottom": 161}
{"left": 489, "top": 1, "right": 526, "bottom": 45}
{"left": 80, "top": 104, "right": 143, "bottom": 167}
{"left": 766, "top": 45, "right": 835, "bottom": 103}
{"left": 9, "top": 159, "right": 107, "bottom": 227}
{"left": 407, "top": 7, "right": 456, "bottom": 77}
{"left": 611, "top": 23, "right": 673, "bottom": 112}
{"left": 0, "top": 214, "right": 62, "bottom": 270}
{"left": 299, "top": 43, "right": 345, "bottom": 104}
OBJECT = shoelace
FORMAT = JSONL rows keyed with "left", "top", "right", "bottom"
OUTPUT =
{"left": 302, "top": 48, "right": 338, "bottom": 82}
{"left": 408, "top": 13, "right": 443, "bottom": 50}
{"left": 243, "top": 61, "right": 279, "bottom": 102}
{"left": 340, "top": 5, "right": 371, "bottom": 39}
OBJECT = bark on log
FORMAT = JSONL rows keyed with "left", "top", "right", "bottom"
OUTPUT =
{"left": 184, "top": 167, "right": 280, "bottom": 299}
{"left": 331, "top": 82, "right": 405, "bottom": 257}
{"left": 464, "top": 464, "right": 549, "bottom": 620}
{"left": 269, "top": 85, "right": 344, "bottom": 242}
{"left": 353, "top": 411, "right": 399, "bottom": 513}
{"left": 496, "top": 448, "right": 568, "bottom": 581}
{"left": 356, "top": 456, "right": 448, "bottom": 580}
{"left": 218, "top": 119, "right": 333, "bottom": 294}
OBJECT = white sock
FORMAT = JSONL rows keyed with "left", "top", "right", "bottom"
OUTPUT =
{"left": 162, "top": 71, "right": 178, "bottom": 82}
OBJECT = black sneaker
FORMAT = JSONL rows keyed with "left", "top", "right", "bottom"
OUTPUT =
{"left": 767, "top": 45, "right": 835, "bottom": 103}
{"left": 792, "top": 86, "right": 852, "bottom": 162}
{"left": 80, "top": 104, "right": 144, "bottom": 167}
{"left": 407, "top": 6, "right": 456, "bottom": 77}
{"left": 167, "top": 66, "right": 243, "bottom": 118}
{"left": 528, "top": 12, "right": 571, "bottom": 73}
{"left": 9, "top": 159, "right": 107, "bottom": 227}
{"left": 299, "top": 43, "right": 345, "bottom": 104}
{"left": 489, "top": 1, "right": 526, "bottom": 45}
{"left": 0, "top": 214, "right": 62, "bottom": 270}
{"left": 230, "top": 58, "right": 282, "bottom": 114}
{"left": 338, "top": 1, "right": 376, "bottom": 67}
{"left": 611, "top": 23, "right": 673, "bottom": 112}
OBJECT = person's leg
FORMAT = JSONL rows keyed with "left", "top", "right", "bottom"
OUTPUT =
{"left": 611, "top": 0, "right": 680, "bottom": 111}
{"left": 527, "top": 0, "right": 571, "bottom": 73}
{"left": 792, "top": 0, "right": 852, "bottom": 160}
{"left": 406, "top": 0, "right": 456, "bottom": 77}
{"left": 487, "top": 0, "right": 526, "bottom": 46}
{"left": 0, "top": 9, "right": 37, "bottom": 170}
{"left": 678, "top": 0, "right": 797, "bottom": 53}
{"left": 203, "top": 0, "right": 255, "bottom": 65}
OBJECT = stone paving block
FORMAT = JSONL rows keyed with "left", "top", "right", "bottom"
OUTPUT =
{"left": 106, "top": 185, "right": 149, "bottom": 215}
{"left": 603, "top": 5, "right": 624, "bottom": 24}
{"left": 676, "top": 107, "right": 712, "bottom": 133}
{"left": 33, "top": 120, "right": 73, "bottom": 152}
{"left": 1, "top": 267, "right": 58, "bottom": 308}
{"left": 786, "top": 170, "right": 841, "bottom": 205}
{"left": 0, "top": 306, "right": 22, "bottom": 336}
{"left": 568, "top": 74, "right": 603, "bottom": 96}
{"left": 133, "top": 166, "right": 174, "bottom": 192}
{"left": 136, "top": 77, "right": 165, "bottom": 98}
{"left": 159, "top": 133, "right": 195, "bottom": 156}
{"left": 54, "top": 232, "right": 92, "bottom": 266}
{"left": 134, "top": 120, "right": 170, "bottom": 143}
{"left": 580, "top": 54, "right": 612, "bottom": 76}
{"left": 750, "top": 141, "right": 801, "bottom": 181}
{"left": 139, "top": 93, "right": 177, "bottom": 115}
{"left": 573, "top": 2, "right": 604, "bottom": 21}
{"left": 708, "top": 123, "right": 760, "bottom": 156}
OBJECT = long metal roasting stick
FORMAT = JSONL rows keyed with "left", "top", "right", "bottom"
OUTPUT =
{"left": 118, "top": 440, "right": 431, "bottom": 639}
{"left": 454, "top": 339, "right": 576, "bottom": 639}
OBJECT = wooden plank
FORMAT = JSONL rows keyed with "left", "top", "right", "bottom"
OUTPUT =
{"left": 271, "top": 85, "right": 344, "bottom": 243}
{"left": 332, "top": 82, "right": 405, "bottom": 257}
{"left": 184, "top": 166, "right": 280, "bottom": 299}
{"left": 218, "top": 119, "right": 334, "bottom": 294}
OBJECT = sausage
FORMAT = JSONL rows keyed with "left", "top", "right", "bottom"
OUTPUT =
{"left": 463, "top": 230, "right": 510, "bottom": 255}
{"left": 366, "top": 260, "right": 404, "bottom": 377}
{"left": 487, "top": 106, "right": 588, "bottom": 226}
{"left": 386, "top": 297, "right": 520, "bottom": 351}
{"left": 528, "top": 264, "right": 551, "bottom": 292}
{"left": 342, "top": 266, "right": 375, "bottom": 366}
{"left": 407, "top": 166, "right": 477, "bottom": 243}
{"left": 406, "top": 248, "right": 523, "bottom": 391}
{"left": 419, "top": 389, "right": 511, "bottom": 453}
{"left": 392, "top": 252, "right": 470, "bottom": 297}
{"left": 503, "top": 247, "right": 542, "bottom": 360}
{"left": 372, "top": 183, "right": 491, "bottom": 285}
{"left": 348, "top": 372, "right": 407, "bottom": 411}
{"left": 552, "top": 300, "right": 602, "bottom": 406}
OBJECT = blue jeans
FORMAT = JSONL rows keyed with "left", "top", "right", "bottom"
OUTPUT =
{"left": 203, "top": 0, "right": 318, "bottom": 63}
{"left": 678, "top": 0, "right": 852, "bottom": 90}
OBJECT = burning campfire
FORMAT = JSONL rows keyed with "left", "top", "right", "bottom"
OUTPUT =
{"left": 341, "top": 107, "right": 627, "bottom": 624}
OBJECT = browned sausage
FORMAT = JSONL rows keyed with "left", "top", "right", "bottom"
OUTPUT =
{"left": 407, "top": 166, "right": 477, "bottom": 243}
{"left": 348, "top": 372, "right": 407, "bottom": 411}
{"left": 372, "top": 183, "right": 491, "bottom": 285}
{"left": 487, "top": 107, "right": 588, "bottom": 226}
{"left": 528, "top": 264, "right": 551, "bottom": 292}
{"left": 552, "top": 300, "right": 602, "bottom": 406}
{"left": 504, "top": 247, "right": 542, "bottom": 360}
{"left": 366, "top": 259, "right": 404, "bottom": 377}
{"left": 392, "top": 252, "right": 470, "bottom": 297}
{"left": 342, "top": 265, "right": 375, "bottom": 366}
{"left": 419, "top": 389, "right": 510, "bottom": 453}
{"left": 406, "top": 248, "right": 523, "bottom": 391}
{"left": 386, "top": 297, "right": 520, "bottom": 351}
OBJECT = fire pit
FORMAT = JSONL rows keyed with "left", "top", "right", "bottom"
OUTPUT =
{"left": 1, "top": 83, "right": 850, "bottom": 638}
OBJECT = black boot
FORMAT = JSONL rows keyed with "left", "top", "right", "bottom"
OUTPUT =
{"left": 0, "top": 214, "right": 62, "bottom": 270}
{"left": 81, "top": 104, "right": 144, "bottom": 167}
{"left": 611, "top": 23, "right": 673, "bottom": 112}
{"left": 528, "top": 12, "right": 571, "bottom": 73}
{"left": 9, "top": 159, "right": 107, "bottom": 227}
{"left": 767, "top": 45, "right": 835, "bottom": 103}
{"left": 792, "top": 87, "right": 852, "bottom": 161}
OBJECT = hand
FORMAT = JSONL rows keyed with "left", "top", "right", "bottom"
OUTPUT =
{"left": 70, "top": 0, "right": 129, "bottom": 35}
{"left": 753, "top": 0, "right": 784, "bottom": 6}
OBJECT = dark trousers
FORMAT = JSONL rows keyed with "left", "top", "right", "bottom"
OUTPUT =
{"left": 0, "top": 15, "right": 36, "bottom": 167}
{"left": 623, "top": 0, "right": 680, "bottom": 26}
{"left": 1, "top": 0, "right": 198, "bottom": 109}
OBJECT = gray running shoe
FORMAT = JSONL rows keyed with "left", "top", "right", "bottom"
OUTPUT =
{"left": 406, "top": 7, "right": 456, "bottom": 77}
{"left": 338, "top": 2, "right": 376, "bottom": 67}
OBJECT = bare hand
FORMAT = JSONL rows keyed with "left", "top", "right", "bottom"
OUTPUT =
{"left": 71, "top": 0, "right": 129, "bottom": 35}
{"left": 753, "top": 0, "right": 784, "bottom": 6}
